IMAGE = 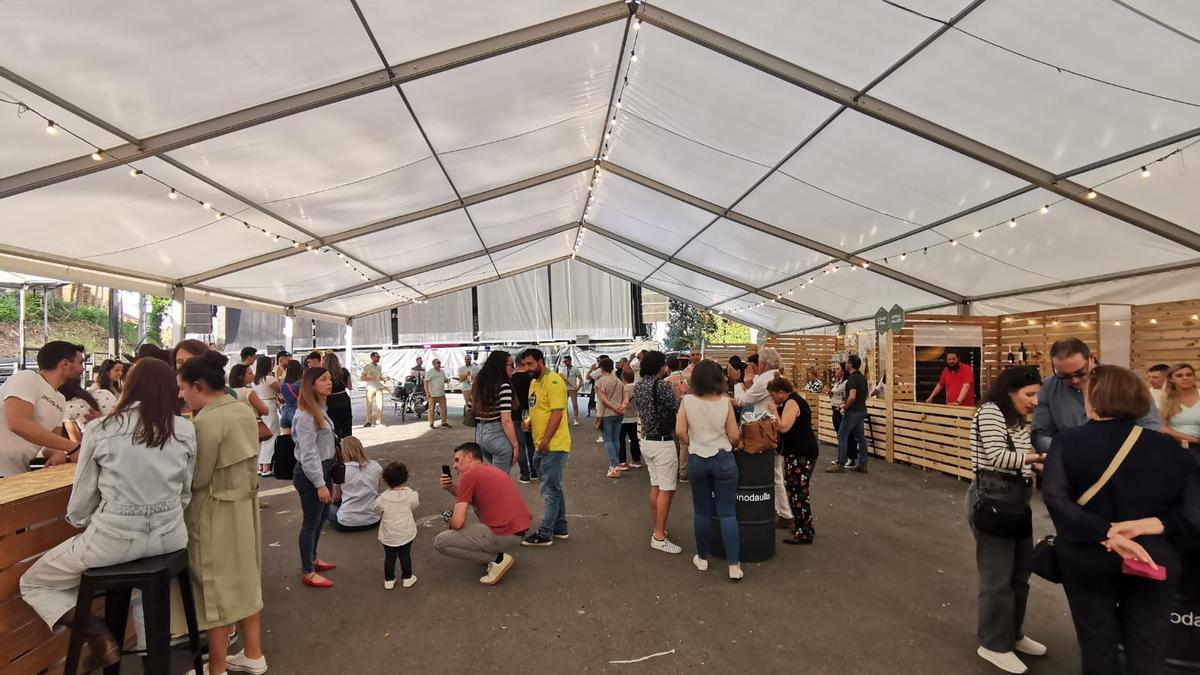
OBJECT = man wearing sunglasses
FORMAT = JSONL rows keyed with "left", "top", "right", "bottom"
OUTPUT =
{"left": 1031, "top": 338, "right": 1160, "bottom": 452}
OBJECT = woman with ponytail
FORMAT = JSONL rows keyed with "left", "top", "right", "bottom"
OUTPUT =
{"left": 293, "top": 367, "right": 338, "bottom": 587}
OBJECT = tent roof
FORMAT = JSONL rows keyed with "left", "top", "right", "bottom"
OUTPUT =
{"left": 1, "top": 0, "right": 1198, "bottom": 332}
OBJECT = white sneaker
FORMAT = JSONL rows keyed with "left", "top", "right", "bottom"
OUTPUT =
{"left": 692, "top": 555, "right": 708, "bottom": 572}
{"left": 402, "top": 575, "right": 417, "bottom": 589}
{"left": 1014, "top": 637, "right": 1046, "bottom": 656}
{"left": 977, "top": 647, "right": 1027, "bottom": 674}
{"left": 573, "top": 420, "right": 579, "bottom": 426}
{"left": 595, "top": 436, "right": 603, "bottom": 443}
{"left": 650, "top": 535, "right": 683, "bottom": 554}
{"left": 728, "top": 564, "right": 744, "bottom": 582}
{"left": 225, "top": 650, "right": 268, "bottom": 674}
{"left": 383, "top": 579, "right": 396, "bottom": 590}
{"left": 480, "top": 553, "right": 514, "bottom": 585}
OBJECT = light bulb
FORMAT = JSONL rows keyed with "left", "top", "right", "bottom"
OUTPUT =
{"left": 217, "top": 212, "right": 225, "bottom": 219}
{"left": 91, "top": 150, "right": 103, "bottom": 161}
{"left": 788, "top": 289, "right": 794, "bottom": 295}
{"left": 899, "top": 253, "right": 906, "bottom": 261}
{"left": 615, "top": 100, "right": 622, "bottom": 108}
{"left": 973, "top": 230, "right": 981, "bottom": 238}
{"left": 1008, "top": 218, "right": 1016, "bottom": 228}
{"left": 272, "top": 235, "right": 280, "bottom": 241}
{"left": 262, "top": 229, "right": 270, "bottom": 237}
{"left": 168, "top": 189, "right": 178, "bottom": 199}
{"left": 129, "top": 168, "right": 142, "bottom": 177}
{"left": 862, "top": 262, "right": 869, "bottom": 269}
{"left": 1086, "top": 189, "right": 1097, "bottom": 200}
{"left": 306, "top": 244, "right": 313, "bottom": 252}
{"left": 1040, "top": 205, "right": 1049, "bottom": 214}
{"left": 634, "top": 19, "right": 640, "bottom": 30}
{"left": 630, "top": 51, "right": 638, "bottom": 62}
{"left": 202, "top": 202, "right": 212, "bottom": 210}
{"left": 1140, "top": 166, "right": 1150, "bottom": 178}
{"left": 293, "top": 241, "right": 301, "bottom": 248}
{"left": 610, "top": 116, "right": 616, "bottom": 124}
{"left": 950, "top": 239, "right": 958, "bottom": 246}
{"left": 46, "top": 121, "right": 58, "bottom": 135}
{"left": 605, "top": 131, "right": 611, "bottom": 139}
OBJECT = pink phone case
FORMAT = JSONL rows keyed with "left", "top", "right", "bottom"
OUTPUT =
{"left": 1122, "top": 558, "right": 1167, "bottom": 581}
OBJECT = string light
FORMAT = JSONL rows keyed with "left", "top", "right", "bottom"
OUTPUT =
{"left": 129, "top": 167, "right": 142, "bottom": 177}
{"left": 202, "top": 201, "right": 212, "bottom": 210}
{"left": 1040, "top": 205, "right": 1049, "bottom": 214}
{"left": 91, "top": 150, "right": 103, "bottom": 161}
{"left": 1008, "top": 218, "right": 1017, "bottom": 228}
{"left": 633, "top": 18, "right": 640, "bottom": 30}
{"left": 1086, "top": 189, "right": 1097, "bottom": 199}
{"left": 1140, "top": 166, "right": 1150, "bottom": 177}
{"left": 45, "top": 121, "right": 58, "bottom": 135}
{"left": 972, "top": 230, "right": 981, "bottom": 238}
{"left": 168, "top": 188, "right": 178, "bottom": 199}
{"left": 630, "top": 51, "right": 638, "bottom": 63}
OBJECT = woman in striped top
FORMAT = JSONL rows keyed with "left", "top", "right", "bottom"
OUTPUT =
{"left": 471, "top": 351, "right": 519, "bottom": 475}
{"left": 967, "top": 366, "right": 1047, "bottom": 674}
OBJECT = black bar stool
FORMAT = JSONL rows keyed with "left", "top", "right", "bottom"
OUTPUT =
{"left": 64, "top": 549, "right": 203, "bottom": 675}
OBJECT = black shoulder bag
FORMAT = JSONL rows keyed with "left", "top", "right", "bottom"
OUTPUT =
{"left": 971, "top": 417, "right": 1033, "bottom": 539}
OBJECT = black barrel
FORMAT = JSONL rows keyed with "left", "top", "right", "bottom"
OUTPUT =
{"left": 1167, "top": 549, "right": 1200, "bottom": 673}
{"left": 709, "top": 450, "right": 775, "bottom": 563}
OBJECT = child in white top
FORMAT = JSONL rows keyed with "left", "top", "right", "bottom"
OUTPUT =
{"left": 375, "top": 462, "right": 419, "bottom": 589}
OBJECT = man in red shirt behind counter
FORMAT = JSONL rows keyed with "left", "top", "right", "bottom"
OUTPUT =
{"left": 926, "top": 350, "right": 976, "bottom": 407}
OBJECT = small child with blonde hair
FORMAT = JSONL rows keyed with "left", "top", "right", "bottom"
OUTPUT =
{"left": 375, "top": 462, "right": 418, "bottom": 589}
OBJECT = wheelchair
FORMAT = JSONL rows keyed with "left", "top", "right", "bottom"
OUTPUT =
{"left": 391, "top": 376, "right": 429, "bottom": 422}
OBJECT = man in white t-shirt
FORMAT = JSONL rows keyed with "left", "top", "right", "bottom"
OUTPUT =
{"left": 1147, "top": 363, "right": 1169, "bottom": 412}
{"left": 0, "top": 341, "right": 84, "bottom": 477}
{"left": 458, "top": 355, "right": 481, "bottom": 408}
{"left": 558, "top": 356, "right": 583, "bottom": 426}
{"left": 425, "top": 359, "right": 451, "bottom": 429}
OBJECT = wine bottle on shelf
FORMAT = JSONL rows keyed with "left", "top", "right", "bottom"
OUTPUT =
{"left": 1007, "top": 347, "right": 1015, "bottom": 364}
{"left": 1018, "top": 342, "right": 1028, "bottom": 364}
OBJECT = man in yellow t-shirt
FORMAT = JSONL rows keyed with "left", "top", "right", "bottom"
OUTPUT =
{"left": 519, "top": 348, "right": 570, "bottom": 547}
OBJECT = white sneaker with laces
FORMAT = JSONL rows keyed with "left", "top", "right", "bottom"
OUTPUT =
{"left": 692, "top": 555, "right": 708, "bottom": 572}
{"left": 383, "top": 579, "right": 396, "bottom": 590}
{"left": 650, "top": 535, "right": 683, "bottom": 554}
{"left": 225, "top": 650, "right": 268, "bottom": 674}
{"left": 402, "top": 575, "right": 417, "bottom": 589}
{"left": 977, "top": 647, "right": 1028, "bottom": 674}
{"left": 1014, "top": 637, "right": 1046, "bottom": 656}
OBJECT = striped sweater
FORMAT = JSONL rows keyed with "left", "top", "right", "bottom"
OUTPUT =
{"left": 971, "top": 402, "right": 1032, "bottom": 477}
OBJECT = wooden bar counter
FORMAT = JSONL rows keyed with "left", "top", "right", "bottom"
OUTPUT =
{"left": 0, "top": 464, "right": 78, "bottom": 675}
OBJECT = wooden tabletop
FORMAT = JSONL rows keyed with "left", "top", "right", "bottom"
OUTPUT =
{"left": 0, "top": 464, "right": 75, "bottom": 507}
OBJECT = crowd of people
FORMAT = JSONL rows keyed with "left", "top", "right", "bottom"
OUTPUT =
{"left": 3, "top": 334, "right": 1198, "bottom": 674}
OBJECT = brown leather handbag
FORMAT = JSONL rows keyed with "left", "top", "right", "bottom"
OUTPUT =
{"left": 740, "top": 418, "right": 779, "bottom": 455}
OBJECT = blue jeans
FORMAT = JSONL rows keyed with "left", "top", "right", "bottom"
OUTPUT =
{"left": 600, "top": 416, "right": 622, "bottom": 469}
{"left": 477, "top": 421, "right": 513, "bottom": 475}
{"left": 514, "top": 419, "right": 538, "bottom": 480}
{"left": 295, "top": 458, "right": 333, "bottom": 573}
{"left": 536, "top": 451, "right": 569, "bottom": 538}
{"left": 326, "top": 503, "right": 379, "bottom": 532}
{"left": 837, "top": 409, "right": 868, "bottom": 466}
{"left": 689, "top": 451, "right": 739, "bottom": 564}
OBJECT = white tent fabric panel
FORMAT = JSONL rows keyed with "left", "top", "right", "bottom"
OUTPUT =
{"left": 468, "top": 173, "right": 591, "bottom": 248}
{"left": 653, "top": 0, "right": 971, "bottom": 89}
{"left": 713, "top": 296, "right": 824, "bottom": 334}
{"left": 587, "top": 174, "right": 713, "bottom": 252}
{"left": 166, "top": 91, "right": 455, "bottom": 237}
{"left": 206, "top": 250, "right": 382, "bottom": 306}
{"left": 549, "top": 259, "right": 632, "bottom": 341}
{"left": 872, "top": 0, "right": 1200, "bottom": 173}
{"left": 0, "top": 77, "right": 125, "bottom": 177}
{"left": 337, "top": 209, "right": 483, "bottom": 275}
{"left": 401, "top": 22, "right": 623, "bottom": 195}
{"left": 350, "top": 310, "right": 390, "bottom": 346}
{"left": 313, "top": 318, "right": 346, "bottom": 348}
{"left": 400, "top": 256, "right": 497, "bottom": 296}
{"left": 762, "top": 269, "right": 949, "bottom": 323}
{"left": 606, "top": 24, "right": 840, "bottom": 206}
{"left": 970, "top": 266, "right": 1200, "bottom": 316}
{"left": 867, "top": 187, "right": 1196, "bottom": 297}
{"left": 675, "top": 218, "right": 830, "bottom": 289}
{"left": 0, "top": 0, "right": 382, "bottom": 137}
{"left": 357, "top": 0, "right": 609, "bottom": 67}
{"left": 492, "top": 234, "right": 573, "bottom": 275}
{"left": 223, "top": 308, "right": 287, "bottom": 354}
{"left": 1072, "top": 143, "right": 1200, "bottom": 236}
{"left": 575, "top": 233, "right": 664, "bottom": 281}
{"left": 396, "top": 290, "right": 473, "bottom": 345}
{"left": 306, "top": 282, "right": 410, "bottom": 318}
{"left": 749, "top": 110, "right": 1027, "bottom": 241}
{"left": 0, "top": 157, "right": 310, "bottom": 279}
{"left": 477, "top": 267, "right": 553, "bottom": 342}
{"left": 646, "top": 262, "right": 745, "bottom": 308}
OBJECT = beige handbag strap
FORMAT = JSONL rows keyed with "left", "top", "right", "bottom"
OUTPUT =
{"left": 1077, "top": 426, "right": 1141, "bottom": 506}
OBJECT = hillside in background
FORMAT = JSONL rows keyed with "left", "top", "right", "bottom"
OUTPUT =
{"left": 0, "top": 292, "right": 146, "bottom": 358}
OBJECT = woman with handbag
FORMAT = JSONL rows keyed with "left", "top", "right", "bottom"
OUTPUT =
{"left": 968, "top": 365, "right": 1047, "bottom": 674}
{"left": 677, "top": 359, "right": 743, "bottom": 581}
{"left": 470, "top": 351, "right": 520, "bottom": 474}
{"left": 1043, "top": 365, "right": 1200, "bottom": 675}
{"left": 293, "top": 367, "right": 339, "bottom": 588}
{"left": 767, "top": 377, "right": 818, "bottom": 545}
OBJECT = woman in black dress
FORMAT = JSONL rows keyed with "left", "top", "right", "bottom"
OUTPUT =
{"left": 767, "top": 377, "right": 819, "bottom": 545}
{"left": 322, "top": 352, "right": 354, "bottom": 439}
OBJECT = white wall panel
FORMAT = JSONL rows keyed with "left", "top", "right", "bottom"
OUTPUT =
{"left": 675, "top": 219, "right": 829, "bottom": 289}
{"left": 337, "top": 210, "right": 483, "bottom": 275}
{"left": 0, "top": 0, "right": 381, "bottom": 136}
{"left": 396, "top": 290, "right": 474, "bottom": 345}
{"left": 550, "top": 259, "right": 632, "bottom": 340}
{"left": 167, "top": 91, "right": 455, "bottom": 237}
{"left": 469, "top": 172, "right": 590, "bottom": 248}
{"left": 477, "top": 267, "right": 553, "bottom": 342}
{"left": 587, "top": 174, "right": 712, "bottom": 252}
{"left": 872, "top": 0, "right": 1200, "bottom": 173}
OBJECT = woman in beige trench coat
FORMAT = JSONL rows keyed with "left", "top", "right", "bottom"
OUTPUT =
{"left": 177, "top": 351, "right": 267, "bottom": 675}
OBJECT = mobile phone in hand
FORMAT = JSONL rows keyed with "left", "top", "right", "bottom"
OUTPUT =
{"left": 1122, "top": 558, "right": 1167, "bottom": 581}
{"left": 441, "top": 464, "right": 452, "bottom": 478}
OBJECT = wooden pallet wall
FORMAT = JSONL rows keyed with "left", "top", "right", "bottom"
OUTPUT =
{"left": 765, "top": 335, "right": 841, "bottom": 382}
{"left": 998, "top": 305, "right": 1100, "bottom": 377}
{"left": 701, "top": 343, "right": 755, "bottom": 368}
{"left": 1130, "top": 300, "right": 1200, "bottom": 372}
{"left": 892, "top": 314, "right": 1002, "bottom": 401}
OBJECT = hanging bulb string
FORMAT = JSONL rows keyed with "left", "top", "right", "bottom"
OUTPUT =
{"left": 879, "top": 0, "right": 1200, "bottom": 108}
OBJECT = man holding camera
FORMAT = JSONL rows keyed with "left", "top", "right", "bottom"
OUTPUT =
{"left": 436, "top": 442, "right": 531, "bottom": 585}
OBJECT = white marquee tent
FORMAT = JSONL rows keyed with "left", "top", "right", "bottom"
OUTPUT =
{"left": 1, "top": 0, "right": 1198, "bottom": 337}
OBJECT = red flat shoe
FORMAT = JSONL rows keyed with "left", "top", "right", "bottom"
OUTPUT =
{"left": 314, "top": 560, "right": 337, "bottom": 572}
{"left": 302, "top": 574, "right": 333, "bottom": 588}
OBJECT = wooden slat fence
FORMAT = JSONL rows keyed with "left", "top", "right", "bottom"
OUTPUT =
{"left": 999, "top": 305, "right": 1100, "bottom": 376}
{"left": 1130, "top": 300, "right": 1200, "bottom": 372}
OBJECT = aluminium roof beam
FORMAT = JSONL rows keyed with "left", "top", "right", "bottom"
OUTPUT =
{"left": 0, "top": 3, "right": 628, "bottom": 199}
{"left": 636, "top": 3, "right": 1200, "bottom": 253}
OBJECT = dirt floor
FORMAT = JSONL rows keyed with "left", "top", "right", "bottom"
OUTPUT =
{"left": 154, "top": 393, "right": 1082, "bottom": 674}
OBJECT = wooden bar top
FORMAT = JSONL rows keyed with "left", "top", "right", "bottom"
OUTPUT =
{"left": 0, "top": 464, "right": 76, "bottom": 508}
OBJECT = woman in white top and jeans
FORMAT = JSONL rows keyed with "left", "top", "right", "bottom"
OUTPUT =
{"left": 967, "top": 366, "right": 1047, "bottom": 674}
{"left": 677, "top": 359, "right": 743, "bottom": 581}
